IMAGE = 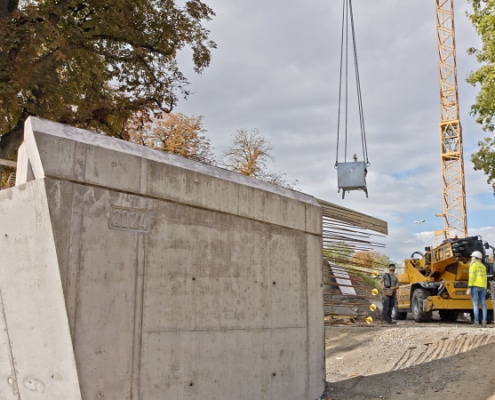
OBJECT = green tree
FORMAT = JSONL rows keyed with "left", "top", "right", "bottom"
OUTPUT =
{"left": 0, "top": 0, "right": 216, "bottom": 161}
{"left": 129, "top": 112, "right": 215, "bottom": 164}
{"left": 467, "top": 0, "right": 495, "bottom": 191}
{"left": 471, "top": 137, "right": 495, "bottom": 192}
{"left": 223, "top": 128, "right": 295, "bottom": 188}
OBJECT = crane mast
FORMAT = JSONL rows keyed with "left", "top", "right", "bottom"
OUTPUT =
{"left": 393, "top": 2, "right": 493, "bottom": 326}
{"left": 435, "top": 0, "right": 468, "bottom": 239}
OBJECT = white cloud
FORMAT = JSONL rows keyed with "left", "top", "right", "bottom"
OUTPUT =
{"left": 176, "top": 0, "right": 495, "bottom": 264}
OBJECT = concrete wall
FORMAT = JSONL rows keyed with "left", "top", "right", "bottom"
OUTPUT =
{"left": 0, "top": 117, "right": 325, "bottom": 399}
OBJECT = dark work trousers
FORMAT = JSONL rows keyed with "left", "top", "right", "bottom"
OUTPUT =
{"left": 382, "top": 293, "right": 396, "bottom": 323}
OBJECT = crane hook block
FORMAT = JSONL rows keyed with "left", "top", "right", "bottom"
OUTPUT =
{"left": 336, "top": 161, "right": 368, "bottom": 199}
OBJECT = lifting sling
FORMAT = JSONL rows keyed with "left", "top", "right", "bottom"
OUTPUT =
{"left": 335, "top": 0, "right": 370, "bottom": 198}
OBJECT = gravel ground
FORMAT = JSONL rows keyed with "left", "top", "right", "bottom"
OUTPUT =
{"left": 320, "top": 320, "right": 495, "bottom": 400}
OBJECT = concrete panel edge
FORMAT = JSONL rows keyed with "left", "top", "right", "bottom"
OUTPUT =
{"left": 25, "top": 117, "right": 318, "bottom": 207}
{"left": 0, "top": 181, "right": 82, "bottom": 399}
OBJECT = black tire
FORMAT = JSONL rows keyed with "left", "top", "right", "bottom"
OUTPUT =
{"left": 439, "top": 310, "right": 458, "bottom": 321}
{"left": 392, "top": 306, "right": 407, "bottom": 320}
{"left": 411, "top": 289, "right": 433, "bottom": 322}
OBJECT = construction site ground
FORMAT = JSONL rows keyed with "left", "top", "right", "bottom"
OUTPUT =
{"left": 322, "top": 321, "right": 495, "bottom": 399}
{"left": 321, "top": 269, "right": 495, "bottom": 400}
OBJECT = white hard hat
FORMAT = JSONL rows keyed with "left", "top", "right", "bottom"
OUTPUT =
{"left": 471, "top": 250, "right": 483, "bottom": 259}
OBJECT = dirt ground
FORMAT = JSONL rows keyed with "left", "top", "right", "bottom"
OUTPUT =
{"left": 321, "top": 319, "right": 495, "bottom": 400}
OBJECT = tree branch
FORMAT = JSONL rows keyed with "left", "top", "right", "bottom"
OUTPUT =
{"left": 0, "top": 125, "right": 24, "bottom": 159}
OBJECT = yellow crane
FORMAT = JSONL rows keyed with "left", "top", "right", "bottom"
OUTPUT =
{"left": 435, "top": 0, "right": 468, "bottom": 239}
{"left": 391, "top": 1, "right": 495, "bottom": 323}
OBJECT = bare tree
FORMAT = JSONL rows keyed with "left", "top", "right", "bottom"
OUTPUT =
{"left": 223, "top": 128, "right": 295, "bottom": 188}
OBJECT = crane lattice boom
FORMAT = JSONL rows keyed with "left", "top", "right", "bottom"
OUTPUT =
{"left": 435, "top": 0, "right": 467, "bottom": 239}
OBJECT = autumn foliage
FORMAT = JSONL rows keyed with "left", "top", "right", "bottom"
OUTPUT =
{"left": 129, "top": 112, "right": 215, "bottom": 164}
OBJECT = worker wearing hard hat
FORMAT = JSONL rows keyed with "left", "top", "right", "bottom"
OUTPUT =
{"left": 466, "top": 250, "right": 488, "bottom": 327}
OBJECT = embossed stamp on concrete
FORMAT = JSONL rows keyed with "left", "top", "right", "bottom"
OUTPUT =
{"left": 109, "top": 205, "right": 151, "bottom": 233}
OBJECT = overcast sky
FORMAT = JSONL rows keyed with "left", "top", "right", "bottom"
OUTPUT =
{"left": 175, "top": 0, "right": 495, "bottom": 264}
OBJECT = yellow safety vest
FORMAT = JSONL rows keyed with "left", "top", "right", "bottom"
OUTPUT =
{"left": 468, "top": 260, "right": 487, "bottom": 289}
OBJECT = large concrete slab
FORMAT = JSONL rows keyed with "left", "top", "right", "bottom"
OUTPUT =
{"left": 0, "top": 180, "right": 82, "bottom": 400}
{"left": 0, "top": 117, "right": 325, "bottom": 399}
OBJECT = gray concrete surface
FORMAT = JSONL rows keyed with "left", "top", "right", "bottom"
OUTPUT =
{"left": 0, "top": 117, "right": 325, "bottom": 399}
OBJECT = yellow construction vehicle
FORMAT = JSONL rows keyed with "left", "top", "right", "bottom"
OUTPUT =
{"left": 393, "top": 2, "right": 494, "bottom": 322}
{"left": 394, "top": 236, "right": 494, "bottom": 322}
